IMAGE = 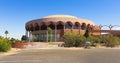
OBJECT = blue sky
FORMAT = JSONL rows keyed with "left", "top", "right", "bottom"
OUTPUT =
{"left": 0, "top": 0, "right": 120, "bottom": 39}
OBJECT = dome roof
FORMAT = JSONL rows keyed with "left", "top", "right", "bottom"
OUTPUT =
{"left": 26, "top": 14, "right": 94, "bottom": 27}
{"left": 44, "top": 15, "right": 78, "bottom": 19}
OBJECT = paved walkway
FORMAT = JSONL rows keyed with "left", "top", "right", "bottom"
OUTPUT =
{"left": 0, "top": 48, "right": 120, "bottom": 63}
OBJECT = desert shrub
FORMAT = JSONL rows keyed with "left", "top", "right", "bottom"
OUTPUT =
{"left": 63, "top": 33, "right": 120, "bottom": 47}
{"left": 63, "top": 33, "right": 76, "bottom": 47}
{"left": 0, "top": 38, "right": 11, "bottom": 52}
{"left": 75, "top": 34, "right": 86, "bottom": 47}
{"left": 87, "top": 36, "right": 100, "bottom": 47}
{"left": 63, "top": 33, "right": 86, "bottom": 47}
{"left": 102, "top": 35, "right": 120, "bottom": 47}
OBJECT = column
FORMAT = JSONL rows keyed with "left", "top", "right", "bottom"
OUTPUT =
{"left": 46, "top": 25, "right": 48, "bottom": 42}
{"left": 71, "top": 25, "right": 73, "bottom": 33}
{"left": 79, "top": 26, "right": 81, "bottom": 34}
{"left": 64, "top": 25, "right": 65, "bottom": 30}
{"left": 25, "top": 31, "right": 28, "bottom": 41}
{"left": 54, "top": 25, "right": 57, "bottom": 42}
{"left": 63, "top": 25, "right": 65, "bottom": 33}
{"left": 29, "top": 31, "right": 33, "bottom": 42}
{"left": 28, "top": 31, "right": 31, "bottom": 42}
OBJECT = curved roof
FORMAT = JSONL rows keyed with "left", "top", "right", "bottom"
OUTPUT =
{"left": 26, "top": 14, "right": 94, "bottom": 27}
{"left": 44, "top": 15, "right": 78, "bottom": 19}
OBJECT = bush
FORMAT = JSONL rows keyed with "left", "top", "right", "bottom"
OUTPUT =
{"left": 87, "top": 36, "right": 100, "bottom": 47}
{"left": 0, "top": 38, "right": 11, "bottom": 52}
{"left": 75, "top": 34, "right": 86, "bottom": 47}
{"left": 63, "top": 33, "right": 76, "bottom": 47}
{"left": 63, "top": 33, "right": 120, "bottom": 48}
{"left": 63, "top": 33, "right": 86, "bottom": 47}
{"left": 102, "top": 35, "right": 120, "bottom": 47}
{"left": 10, "top": 38, "right": 22, "bottom": 43}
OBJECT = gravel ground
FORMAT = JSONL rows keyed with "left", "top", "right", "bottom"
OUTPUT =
{"left": 0, "top": 48, "right": 120, "bottom": 63}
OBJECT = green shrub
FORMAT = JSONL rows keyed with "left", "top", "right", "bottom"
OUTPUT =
{"left": 0, "top": 38, "right": 11, "bottom": 52}
{"left": 63, "top": 33, "right": 86, "bottom": 47}
{"left": 10, "top": 38, "right": 22, "bottom": 43}
{"left": 102, "top": 35, "right": 120, "bottom": 47}
{"left": 63, "top": 33, "right": 76, "bottom": 47}
{"left": 87, "top": 36, "right": 100, "bottom": 47}
{"left": 75, "top": 34, "right": 86, "bottom": 47}
{"left": 63, "top": 33, "right": 120, "bottom": 48}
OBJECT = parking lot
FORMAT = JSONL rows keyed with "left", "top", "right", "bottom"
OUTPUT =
{"left": 0, "top": 48, "right": 120, "bottom": 63}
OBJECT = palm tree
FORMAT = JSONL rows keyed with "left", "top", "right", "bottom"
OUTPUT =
{"left": 5, "top": 30, "right": 9, "bottom": 38}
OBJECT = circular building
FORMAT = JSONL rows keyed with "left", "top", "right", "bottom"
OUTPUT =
{"left": 25, "top": 15, "right": 95, "bottom": 42}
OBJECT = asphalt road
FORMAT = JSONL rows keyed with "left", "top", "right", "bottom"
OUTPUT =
{"left": 0, "top": 48, "right": 120, "bottom": 63}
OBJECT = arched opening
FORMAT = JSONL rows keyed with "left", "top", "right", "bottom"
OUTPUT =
{"left": 41, "top": 24, "right": 47, "bottom": 30}
{"left": 81, "top": 23, "right": 86, "bottom": 30}
{"left": 30, "top": 24, "right": 34, "bottom": 31}
{"left": 48, "top": 22, "right": 55, "bottom": 30}
{"left": 57, "top": 21, "right": 64, "bottom": 29}
{"left": 34, "top": 23, "right": 39, "bottom": 31}
{"left": 27, "top": 27, "right": 30, "bottom": 31}
{"left": 89, "top": 25, "right": 93, "bottom": 30}
{"left": 26, "top": 25, "right": 29, "bottom": 31}
{"left": 73, "top": 22, "right": 80, "bottom": 29}
{"left": 65, "top": 21, "right": 73, "bottom": 29}
{"left": 87, "top": 24, "right": 90, "bottom": 30}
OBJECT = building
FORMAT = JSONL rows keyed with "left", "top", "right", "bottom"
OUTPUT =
{"left": 25, "top": 15, "right": 100, "bottom": 42}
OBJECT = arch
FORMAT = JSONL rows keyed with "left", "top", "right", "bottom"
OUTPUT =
{"left": 25, "top": 25, "right": 29, "bottom": 31}
{"left": 100, "top": 25, "right": 120, "bottom": 30}
{"left": 27, "top": 27, "right": 30, "bottom": 31}
{"left": 41, "top": 23, "right": 47, "bottom": 30}
{"left": 100, "top": 25, "right": 109, "bottom": 30}
{"left": 26, "top": 27, "right": 30, "bottom": 31}
{"left": 90, "top": 25, "right": 94, "bottom": 30}
{"left": 27, "top": 25, "right": 31, "bottom": 31}
{"left": 65, "top": 21, "right": 73, "bottom": 29}
{"left": 87, "top": 24, "right": 93, "bottom": 30}
{"left": 56, "top": 21, "right": 65, "bottom": 25}
{"left": 81, "top": 23, "right": 86, "bottom": 30}
{"left": 48, "top": 22, "right": 55, "bottom": 30}
{"left": 87, "top": 24, "right": 90, "bottom": 28}
{"left": 47, "top": 21, "right": 56, "bottom": 25}
{"left": 39, "top": 22, "right": 47, "bottom": 26}
{"left": 30, "top": 24, "right": 34, "bottom": 31}
{"left": 57, "top": 21, "right": 64, "bottom": 29}
{"left": 73, "top": 22, "right": 80, "bottom": 29}
{"left": 34, "top": 23, "right": 39, "bottom": 31}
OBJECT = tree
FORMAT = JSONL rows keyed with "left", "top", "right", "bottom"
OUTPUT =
{"left": 47, "top": 27, "right": 52, "bottom": 42}
{"left": 10, "top": 38, "right": 15, "bottom": 43}
{"left": 0, "top": 36, "right": 11, "bottom": 52}
{"left": 21, "top": 35, "right": 27, "bottom": 41}
{"left": 5, "top": 30, "right": 9, "bottom": 38}
{"left": 84, "top": 28, "right": 89, "bottom": 38}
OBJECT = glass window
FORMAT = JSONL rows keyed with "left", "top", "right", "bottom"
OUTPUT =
{"left": 65, "top": 24, "right": 72, "bottom": 29}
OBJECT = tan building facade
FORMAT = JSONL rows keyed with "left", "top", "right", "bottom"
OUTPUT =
{"left": 25, "top": 15, "right": 100, "bottom": 42}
